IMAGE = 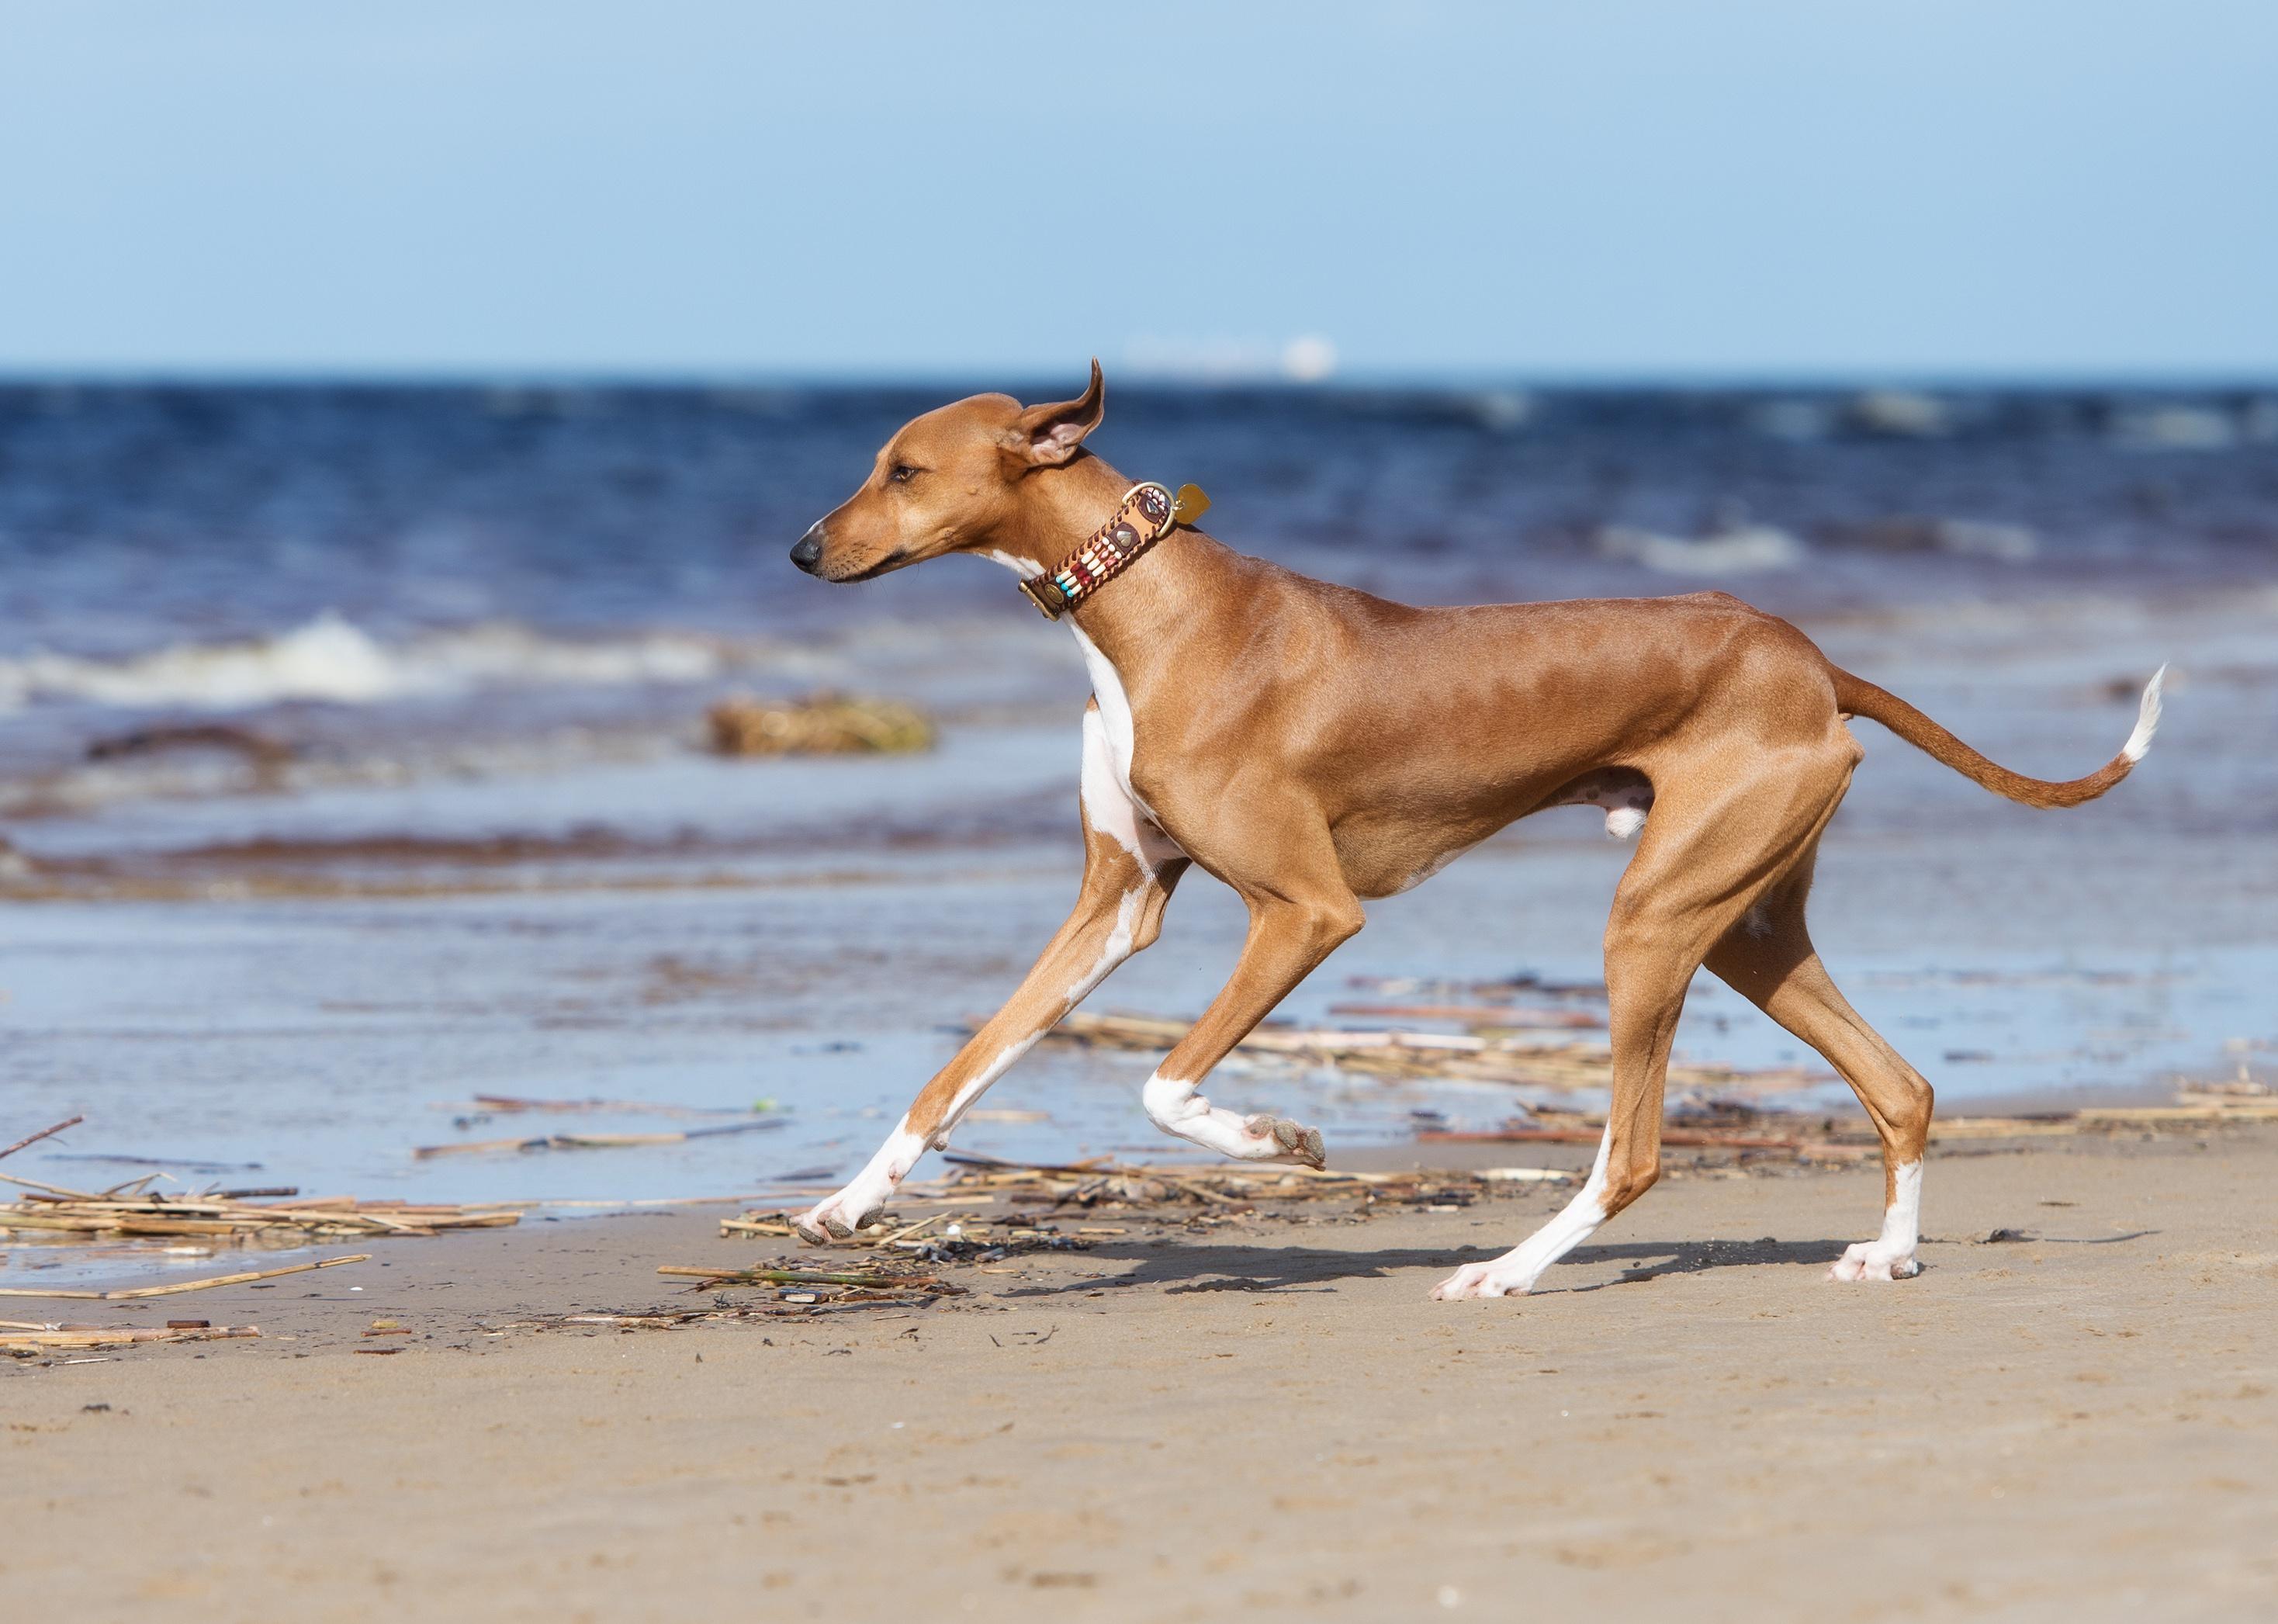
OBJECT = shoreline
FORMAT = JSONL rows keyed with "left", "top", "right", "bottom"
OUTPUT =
{"left": 11, "top": 1092, "right": 2270, "bottom": 1297}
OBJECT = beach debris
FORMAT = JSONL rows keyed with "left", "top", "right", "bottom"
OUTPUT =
{"left": 0, "top": 1183, "right": 520, "bottom": 1240}
{"left": 413, "top": 1120, "right": 784, "bottom": 1158}
{"left": 2, "top": 1321, "right": 260, "bottom": 1356}
{"left": 2176, "top": 1066, "right": 2271, "bottom": 1106}
{"left": 1348, "top": 972, "right": 1608, "bottom": 1002}
{"left": 486, "top": 1297, "right": 946, "bottom": 1337}
{"left": 45, "top": 1153, "right": 265, "bottom": 1172}
{"left": 85, "top": 722, "right": 293, "bottom": 768}
{"left": 660, "top": 1264, "right": 959, "bottom": 1291}
{"left": 0, "top": 1252, "right": 371, "bottom": 1301}
{"left": 441, "top": 1092, "right": 774, "bottom": 1118}
{"left": 1, "top": 1115, "right": 83, "bottom": 1162}
{"left": 1016, "top": 1010, "right": 1809, "bottom": 1094}
{"left": 1927, "top": 1100, "right": 2278, "bottom": 1137}
{"left": 728, "top": 1152, "right": 1528, "bottom": 1224}
{"left": 658, "top": 1261, "right": 963, "bottom": 1311}
{"left": 1423, "top": 1094, "right": 2278, "bottom": 1151}
{"left": 1328, "top": 1002, "right": 1603, "bottom": 1030}
{"left": 1420, "top": 1126, "right": 1807, "bottom": 1151}
{"left": 939, "top": 1154, "right": 1504, "bottom": 1214}
{"left": 707, "top": 691, "right": 933, "bottom": 757}
{"left": 724, "top": 1206, "right": 1099, "bottom": 1262}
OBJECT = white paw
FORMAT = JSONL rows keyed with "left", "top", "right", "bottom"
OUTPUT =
{"left": 1238, "top": 1114, "right": 1327, "bottom": 1169}
{"left": 794, "top": 1181, "right": 891, "bottom": 1245}
{"left": 1430, "top": 1261, "right": 1532, "bottom": 1300}
{"left": 1827, "top": 1241, "right": 1921, "bottom": 1283}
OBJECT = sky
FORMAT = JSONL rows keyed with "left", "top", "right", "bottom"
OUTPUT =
{"left": 2, "top": 2, "right": 2274, "bottom": 382}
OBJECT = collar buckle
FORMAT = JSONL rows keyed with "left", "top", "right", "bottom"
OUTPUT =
{"left": 1018, "top": 576, "right": 1070, "bottom": 619}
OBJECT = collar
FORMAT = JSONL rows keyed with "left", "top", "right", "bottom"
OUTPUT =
{"left": 1017, "top": 481, "right": 1209, "bottom": 619}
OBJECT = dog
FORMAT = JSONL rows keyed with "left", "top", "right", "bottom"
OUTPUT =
{"left": 785, "top": 362, "right": 2163, "bottom": 1298}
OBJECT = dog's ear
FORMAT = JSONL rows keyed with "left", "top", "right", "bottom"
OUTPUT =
{"left": 1004, "top": 359, "right": 1106, "bottom": 468}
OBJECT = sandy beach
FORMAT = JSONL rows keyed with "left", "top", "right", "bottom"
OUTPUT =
{"left": 6, "top": 1124, "right": 2274, "bottom": 1622}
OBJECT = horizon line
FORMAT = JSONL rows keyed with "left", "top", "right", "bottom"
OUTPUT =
{"left": 5, "top": 365, "right": 2276, "bottom": 394}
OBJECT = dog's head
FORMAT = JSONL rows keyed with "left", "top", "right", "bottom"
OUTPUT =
{"left": 789, "top": 362, "right": 1107, "bottom": 582}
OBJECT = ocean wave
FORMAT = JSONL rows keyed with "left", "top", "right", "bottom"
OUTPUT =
{"left": 0, "top": 614, "right": 753, "bottom": 714}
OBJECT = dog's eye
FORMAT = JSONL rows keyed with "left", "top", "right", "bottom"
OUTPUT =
{"left": 888, "top": 463, "right": 919, "bottom": 484}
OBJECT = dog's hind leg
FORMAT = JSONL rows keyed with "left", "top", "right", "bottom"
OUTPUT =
{"left": 1705, "top": 852, "right": 1933, "bottom": 1282}
{"left": 1434, "top": 744, "right": 1856, "bottom": 1299}
{"left": 796, "top": 705, "right": 1186, "bottom": 1242}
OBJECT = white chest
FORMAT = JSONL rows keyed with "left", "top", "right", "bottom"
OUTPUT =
{"left": 1066, "top": 623, "right": 1140, "bottom": 806}
{"left": 982, "top": 549, "right": 1164, "bottom": 838}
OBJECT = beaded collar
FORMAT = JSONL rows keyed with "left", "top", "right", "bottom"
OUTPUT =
{"left": 1017, "top": 481, "right": 1209, "bottom": 620}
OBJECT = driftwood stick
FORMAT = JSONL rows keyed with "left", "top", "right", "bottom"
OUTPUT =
{"left": 1418, "top": 1128, "right": 1802, "bottom": 1150}
{"left": 1, "top": 1117, "right": 85, "bottom": 1162}
{"left": 0, "top": 1286, "right": 106, "bottom": 1298}
{"left": 940, "top": 1151, "right": 1115, "bottom": 1176}
{"left": 0, "top": 1171, "right": 107, "bottom": 1200}
{"left": 0, "top": 1325, "right": 261, "bottom": 1349}
{"left": 1327, "top": 1002, "right": 1605, "bottom": 1028}
{"left": 468, "top": 1093, "right": 757, "bottom": 1117}
{"left": 873, "top": 1212, "right": 950, "bottom": 1246}
{"left": 102, "top": 1252, "right": 373, "bottom": 1300}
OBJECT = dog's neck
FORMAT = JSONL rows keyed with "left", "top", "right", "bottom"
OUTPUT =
{"left": 980, "top": 455, "right": 1142, "bottom": 580}
{"left": 978, "top": 456, "right": 1231, "bottom": 680}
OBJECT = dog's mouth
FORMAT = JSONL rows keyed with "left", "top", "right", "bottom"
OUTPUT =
{"left": 829, "top": 546, "right": 912, "bottom": 583}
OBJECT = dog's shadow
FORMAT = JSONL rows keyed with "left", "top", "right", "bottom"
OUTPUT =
{"left": 999, "top": 1234, "right": 1854, "bottom": 1299}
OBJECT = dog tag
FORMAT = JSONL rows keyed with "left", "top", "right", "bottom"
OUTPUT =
{"left": 1173, "top": 483, "right": 1210, "bottom": 525}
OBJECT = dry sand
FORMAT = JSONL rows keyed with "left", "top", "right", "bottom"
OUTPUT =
{"left": 5, "top": 1128, "right": 2275, "bottom": 1622}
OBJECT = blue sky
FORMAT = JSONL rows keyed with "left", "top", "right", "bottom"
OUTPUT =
{"left": 2, "top": 2, "right": 2273, "bottom": 379}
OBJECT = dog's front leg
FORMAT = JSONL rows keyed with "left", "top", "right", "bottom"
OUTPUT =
{"left": 795, "top": 822, "right": 1185, "bottom": 1244}
{"left": 1141, "top": 886, "right": 1366, "bottom": 1169}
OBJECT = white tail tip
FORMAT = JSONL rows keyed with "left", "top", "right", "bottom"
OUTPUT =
{"left": 2121, "top": 664, "right": 2166, "bottom": 764}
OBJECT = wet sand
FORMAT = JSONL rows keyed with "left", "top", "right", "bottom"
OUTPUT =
{"left": 5, "top": 1127, "right": 2274, "bottom": 1622}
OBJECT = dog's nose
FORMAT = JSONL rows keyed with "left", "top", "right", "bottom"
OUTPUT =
{"left": 790, "top": 524, "right": 826, "bottom": 573}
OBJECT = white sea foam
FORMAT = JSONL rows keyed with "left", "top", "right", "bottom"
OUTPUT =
{"left": 1848, "top": 390, "right": 1951, "bottom": 438}
{"left": 2112, "top": 403, "right": 2238, "bottom": 452}
{"left": 1595, "top": 521, "right": 1808, "bottom": 576}
{"left": 0, "top": 613, "right": 746, "bottom": 714}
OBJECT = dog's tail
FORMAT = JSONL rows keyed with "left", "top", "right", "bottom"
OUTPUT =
{"left": 1833, "top": 664, "right": 2165, "bottom": 809}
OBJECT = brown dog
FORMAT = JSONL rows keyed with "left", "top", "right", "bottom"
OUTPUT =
{"left": 786, "top": 364, "right": 2162, "bottom": 1298}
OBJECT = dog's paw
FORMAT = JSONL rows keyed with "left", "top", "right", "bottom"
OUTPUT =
{"left": 1241, "top": 1114, "right": 1327, "bottom": 1169}
{"left": 792, "top": 1187, "right": 888, "bottom": 1247}
{"left": 1430, "top": 1260, "right": 1531, "bottom": 1300}
{"left": 1827, "top": 1242, "right": 1920, "bottom": 1283}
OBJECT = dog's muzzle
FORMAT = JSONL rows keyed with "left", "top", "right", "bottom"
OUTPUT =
{"left": 789, "top": 523, "right": 826, "bottom": 573}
